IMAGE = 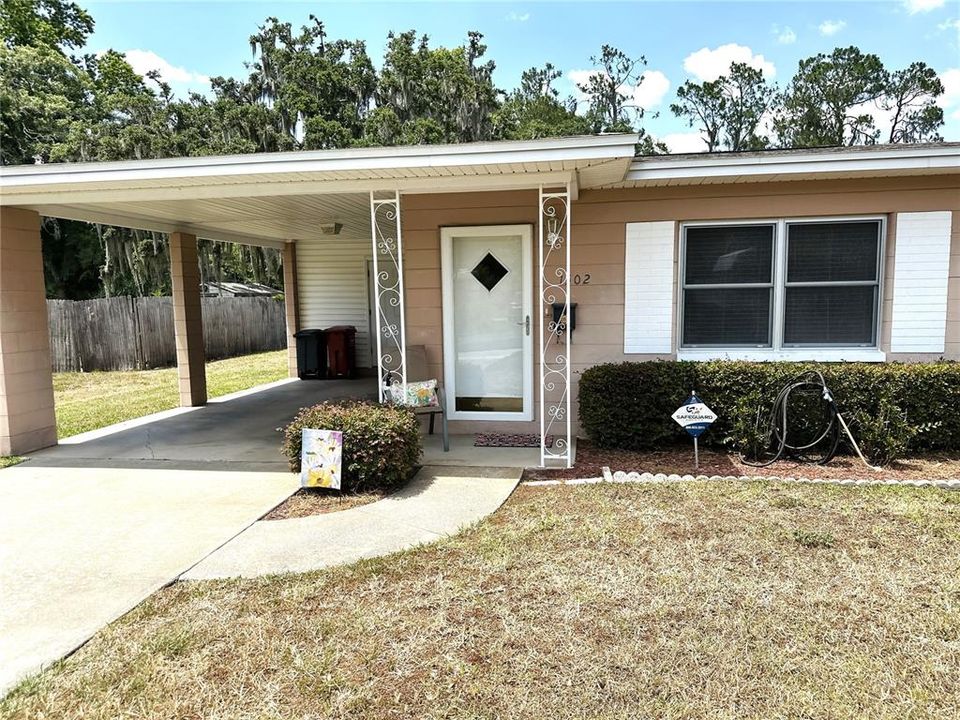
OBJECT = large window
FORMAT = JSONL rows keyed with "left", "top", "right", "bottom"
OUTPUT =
{"left": 680, "top": 218, "right": 883, "bottom": 350}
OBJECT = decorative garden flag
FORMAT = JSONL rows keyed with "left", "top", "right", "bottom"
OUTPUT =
{"left": 300, "top": 429, "right": 343, "bottom": 489}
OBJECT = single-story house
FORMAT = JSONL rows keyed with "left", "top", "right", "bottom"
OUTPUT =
{"left": 1, "top": 135, "right": 957, "bottom": 466}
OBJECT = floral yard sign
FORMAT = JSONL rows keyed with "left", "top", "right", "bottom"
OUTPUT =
{"left": 301, "top": 429, "right": 343, "bottom": 489}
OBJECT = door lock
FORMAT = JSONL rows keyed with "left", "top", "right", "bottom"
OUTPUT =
{"left": 517, "top": 315, "right": 531, "bottom": 335}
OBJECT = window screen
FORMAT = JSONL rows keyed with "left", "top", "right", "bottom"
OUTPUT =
{"left": 784, "top": 221, "right": 881, "bottom": 346}
{"left": 682, "top": 224, "right": 774, "bottom": 346}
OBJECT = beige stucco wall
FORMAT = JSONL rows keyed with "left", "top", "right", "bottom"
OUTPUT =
{"left": 401, "top": 175, "right": 960, "bottom": 434}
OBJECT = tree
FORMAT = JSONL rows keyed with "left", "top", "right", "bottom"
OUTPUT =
{"left": 882, "top": 61, "right": 944, "bottom": 143}
{"left": 492, "top": 63, "right": 590, "bottom": 140}
{"left": 0, "top": 43, "right": 90, "bottom": 164}
{"left": 671, "top": 63, "right": 775, "bottom": 152}
{"left": 374, "top": 30, "right": 499, "bottom": 144}
{"left": 577, "top": 45, "right": 645, "bottom": 133}
{"left": 575, "top": 45, "right": 664, "bottom": 153}
{"left": 0, "top": 0, "right": 93, "bottom": 51}
{"left": 774, "top": 46, "right": 887, "bottom": 147}
{"left": 246, "top": 15, "right": 376, "bottom": 149}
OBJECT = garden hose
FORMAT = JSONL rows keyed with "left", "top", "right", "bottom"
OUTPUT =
{"left": 740, "top": 370, "right": 882, "bottom": 472}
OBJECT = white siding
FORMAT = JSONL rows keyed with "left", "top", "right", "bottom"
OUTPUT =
{"left": 624, "top": 221, "right": 675, "bottom": 353}
{"left": 296, "top": 238, "right": 374, "bottom": 367}
{"left": 890, "top": 211, "right": 953, "bottom": 354}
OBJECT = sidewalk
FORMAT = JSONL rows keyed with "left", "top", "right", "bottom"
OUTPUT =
{"left": 181, "top": 466, "right": 522, "bottom": 580}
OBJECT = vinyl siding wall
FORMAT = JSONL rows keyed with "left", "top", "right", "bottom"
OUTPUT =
{"left": 295, "top": 237, "right": 375, "bottom": 368}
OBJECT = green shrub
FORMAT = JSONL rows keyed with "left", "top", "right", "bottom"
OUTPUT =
{"left": 281, "top": 401, "right": 421, "bottom": 492}
{"left": 578, "top": 360, "right": 960, "bottom": 462}
{"left": 578, "top": 361, "right": 697, "bottom": 450}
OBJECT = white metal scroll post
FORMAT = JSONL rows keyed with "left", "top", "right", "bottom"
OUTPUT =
{"left": 671, "top": 391, "right": 717, "bottom": 471}
{"left": 538, "top": 184, "right": 572, "bottom": 469}
{"left": 369, "top": 191, "right": 407, "bottom": 402}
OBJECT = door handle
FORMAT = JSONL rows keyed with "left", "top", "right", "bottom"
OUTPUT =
{"left": 518, "top": 315, "right": 530, "bottom": 335}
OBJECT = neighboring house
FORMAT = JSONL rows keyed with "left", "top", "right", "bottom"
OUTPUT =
{"left": 200, "top": 281, "right": 280, "bottom": 297}
{"left": 1, "top": 136, "right": 957, "bottom": 465}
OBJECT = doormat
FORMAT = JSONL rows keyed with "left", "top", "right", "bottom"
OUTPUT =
{"left": 474, "top": 433, "right": 553, "bottom": 448}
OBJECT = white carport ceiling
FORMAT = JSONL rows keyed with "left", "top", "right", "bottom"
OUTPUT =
{"left": 0, "top": 135, "right": 640, "bottom": 248}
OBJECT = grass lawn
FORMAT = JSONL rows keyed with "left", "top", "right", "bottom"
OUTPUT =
{"left": 0, "top": 456, "right": 23, "bottom": 469}
{"left": 52, "top": 349, "right": 289, "bottom": 438}
{"left": 4, "top": 482, "right": 959, "bottom": 718}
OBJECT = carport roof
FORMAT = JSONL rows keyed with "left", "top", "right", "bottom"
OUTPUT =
{"left": 0, "top": 134, "right": 640, "bottom": 247}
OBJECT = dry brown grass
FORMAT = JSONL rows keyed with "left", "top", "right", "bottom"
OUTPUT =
{"left": 4, "top": 483, "right": 960, "bottom": 719}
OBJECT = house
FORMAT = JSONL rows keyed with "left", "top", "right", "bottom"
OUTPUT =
{"left": 200, "top": 281, "right": 281, "bottom": 298}
{"left": 1, "top": 135, "right": 958, "bottom": 466}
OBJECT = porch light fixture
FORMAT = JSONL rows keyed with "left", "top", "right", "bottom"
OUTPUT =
{"left": 320, "top": 222, "right": 344, "bottom": 235}
{"left": 546, "top": 217, "right": 562, "bottom": 249}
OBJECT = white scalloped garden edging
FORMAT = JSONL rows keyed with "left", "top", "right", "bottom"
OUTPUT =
{"left": 520, "top": 466, "right": 960, "bottom": 491}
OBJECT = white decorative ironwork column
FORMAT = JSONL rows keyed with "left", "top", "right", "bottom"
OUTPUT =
{"left": 370, "top": 190, "right": 407, "bottom": 401}
{"left": 539, "top": 184, "right": 572, "bottom": 468}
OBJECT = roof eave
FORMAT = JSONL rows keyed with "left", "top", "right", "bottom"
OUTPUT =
{"left": 621, "top": 145, "right": 960, "bottom": 185}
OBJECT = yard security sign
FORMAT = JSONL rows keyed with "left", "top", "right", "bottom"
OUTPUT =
{"left": 672, "top": 392, "right": 717, "bottom": 470}
{"left": 672, "top": 394, "right": 717, "bottom": 438}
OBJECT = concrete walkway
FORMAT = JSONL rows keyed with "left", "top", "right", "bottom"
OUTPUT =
{"left": 0, "top": 462, "right": 297, "bottom": 696}
{"left": 182, "top": 466, "right": 521, "bottom": 580}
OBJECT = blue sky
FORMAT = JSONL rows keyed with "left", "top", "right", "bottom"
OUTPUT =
{"left": 84, "top": 0, "right": 960, "bottom": 150}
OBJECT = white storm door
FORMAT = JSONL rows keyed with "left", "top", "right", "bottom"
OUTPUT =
{"left": 441, "top": 225, "right": 533, "bottom": 421}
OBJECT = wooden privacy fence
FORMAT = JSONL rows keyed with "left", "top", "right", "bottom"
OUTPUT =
{"left": 48, "top": 296, "right": 286, "bottom": 372}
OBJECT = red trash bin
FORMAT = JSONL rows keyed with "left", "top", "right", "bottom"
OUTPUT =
{"left": 324, "top": 326, "right": 356, "bottom": 379}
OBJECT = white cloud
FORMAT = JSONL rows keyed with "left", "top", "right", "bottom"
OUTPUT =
{"left": 903, "top": 0, "right": 946, "bottom": 14}
{"left": 939, "top": 18, "right": 960, "bottom": 40}
{"left": 682, "top": 44, "right": 776, "bottom": 82}
{"left": 659, "top": 131, "right": 709, "bottom": 154}
{"left": 505, "top": 11, "right": 530, "bottom": 22}
{"left": 818, "top": 20, "right": 847, "bottom": 37}
{"left": 938, "top": 68, "right": 960, "bottom": 129}
{"left": 773, "top": 24, "right": 797, "bottom": 45}
{"left": 121, "top": 49, "right": 210, "bottom": 95}
{"left": 633, "top": 70, "right": 670, "bottom": 110}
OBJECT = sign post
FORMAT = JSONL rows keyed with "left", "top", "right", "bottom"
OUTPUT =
{"left": 671, "top": 391, "right": 717, "bottom": 471}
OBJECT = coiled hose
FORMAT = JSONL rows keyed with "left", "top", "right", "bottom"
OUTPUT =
{"left": 741, "top": 370, "right": 880, "bottom": 471}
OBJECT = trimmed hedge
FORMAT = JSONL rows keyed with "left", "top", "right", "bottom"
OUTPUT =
{"left": 579, "top": 361, "right": 960, "bottom": 461}
{"left": 281, "top": 401, "right": 422, "bottom": 492}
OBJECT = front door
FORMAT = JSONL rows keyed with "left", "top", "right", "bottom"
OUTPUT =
{"left": 441, "top": 225, "right": 533, "bottom": 421}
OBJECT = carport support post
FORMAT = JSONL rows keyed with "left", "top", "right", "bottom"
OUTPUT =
{"left": 169, "top": 231, "right": 207, "bottom": 407}
{"left": 282, "top": 241, "right": 300, "bottom": 379}
{"left": 0, "top": 207, "right": 58, "bottom": 454}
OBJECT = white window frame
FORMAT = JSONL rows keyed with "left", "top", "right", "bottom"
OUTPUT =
{"left": 677, "top": 216, "right": 887, "bottom": 362}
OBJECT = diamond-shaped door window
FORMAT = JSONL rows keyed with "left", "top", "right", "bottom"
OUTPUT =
{"left": 471, "top": 252, "right": 509, "bottom": 291}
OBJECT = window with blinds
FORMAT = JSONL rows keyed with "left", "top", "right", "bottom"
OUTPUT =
{"left": 680, "top": 218, "right": 883, "bottom": 350}
{"left": 784, "top": 221, "right": 881, "bottom": 346}
{"left": 681, "top": 224, "right": 775, "bottom": 347}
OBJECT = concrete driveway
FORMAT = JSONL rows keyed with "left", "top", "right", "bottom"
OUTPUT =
{"left": 0, "top": 377, "right": 375, "bottom": 696}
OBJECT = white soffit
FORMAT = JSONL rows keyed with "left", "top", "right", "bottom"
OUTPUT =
{"left": 615, "top": 143, "right": 960, "bottom": 187}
